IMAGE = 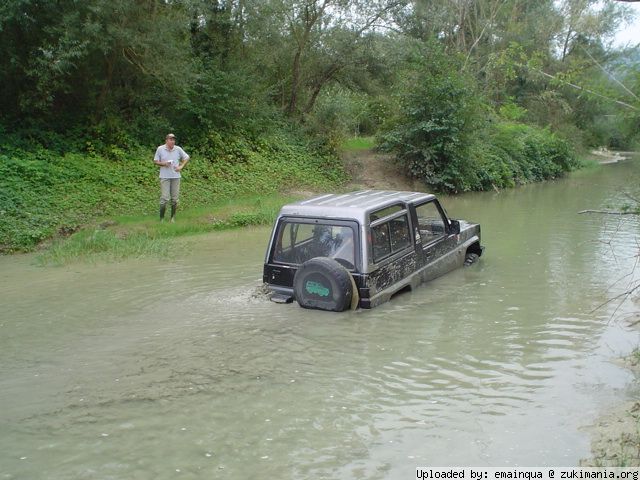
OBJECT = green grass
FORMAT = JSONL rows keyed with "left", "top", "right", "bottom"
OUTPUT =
{"left": 1, "top": 129, "right": 347, "bottom": 254}
{"left": 576, "top": 156, "right": 603, "bottom": 170}
{"left": 340, "top": 136, "right": 375, "bottom": 152}
{"left": 37, "top": 194, "right": 302, "bottom": 265}
{"left": 38, "top": 229, "right": 173, "bottom": 266}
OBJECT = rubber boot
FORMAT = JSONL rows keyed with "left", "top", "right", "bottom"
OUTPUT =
{"left": 170, "top": 203, "right": 177, "bottom": 223}
{"left": 160, "top": 204, "right": 166, "bottom": 221}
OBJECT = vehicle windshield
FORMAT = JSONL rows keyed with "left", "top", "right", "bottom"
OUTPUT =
{"left": 273, "top": 222, "right": 356, "bottom": 269}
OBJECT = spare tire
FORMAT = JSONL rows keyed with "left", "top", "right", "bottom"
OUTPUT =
{"left": 294, "top": 257, "right": 354, "bottom": 312}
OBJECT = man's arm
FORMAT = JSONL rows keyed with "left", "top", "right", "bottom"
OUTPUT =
{"left": 176, "top": 149, "right": 190, "bottom": 171}
{"left": 176, "top": 157, "right": 189, "bottom": 170}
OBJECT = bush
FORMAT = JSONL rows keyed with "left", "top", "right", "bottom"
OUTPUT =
{"left": 468, "top": 122, "right": 577, "bottom": 191}
{"left": 377, "top": 39, "right": 577, "bottom": 193}
{"left": 378, "top": 41, "right": 488, "bottom": 192}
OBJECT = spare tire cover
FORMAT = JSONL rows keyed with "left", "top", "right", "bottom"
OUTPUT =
{"left": 294, "top": 257, "right": 353, "bottom": 312}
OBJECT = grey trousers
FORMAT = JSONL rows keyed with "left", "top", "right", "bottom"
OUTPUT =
{"left": 160, "top": 178, "right": 181, "bottom": 206}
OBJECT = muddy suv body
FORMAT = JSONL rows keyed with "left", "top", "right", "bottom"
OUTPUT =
{"left": 263, "top": 190, "right": 483, "bottom": 311}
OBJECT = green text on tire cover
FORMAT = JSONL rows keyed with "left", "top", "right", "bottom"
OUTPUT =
{"left": 306, "top": 281, "right": 330, "bottom": 297}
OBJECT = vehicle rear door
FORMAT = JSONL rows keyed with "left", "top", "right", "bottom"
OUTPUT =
{"left": 265, "top": 218, "right": 361, "bottom": 288}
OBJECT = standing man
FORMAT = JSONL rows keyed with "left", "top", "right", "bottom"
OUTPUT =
{"left": 153, "top": 133, "right": 190, "bottom": 222}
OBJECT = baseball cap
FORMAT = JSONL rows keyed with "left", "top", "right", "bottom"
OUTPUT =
{"left": 166, "top": 133, "right": 176, "bottom": 139}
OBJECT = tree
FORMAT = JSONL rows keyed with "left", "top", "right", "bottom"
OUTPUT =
{"left": 379, "top": 40, "right": 488, "bottom": 192}
{"left": 0, "top": 0, "right": 193, "bottom": 131}
{"left": 240, "top": 0, "right": 405, "bottom": 116}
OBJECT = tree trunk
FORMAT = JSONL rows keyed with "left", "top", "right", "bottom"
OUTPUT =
{"left": 287, "top": 46, "right": 304, "bottom": 115}
{"left": 286, "top": 0, "right": 331, "bottom": 116}
{"left": 303, "top": 62, "right": 342, "bottom": 114}
{"left": 96, "top": 52, "right": 116, "bottom": 119}
{"left": 561, "top": 27, "right": 573, "bottom": 62}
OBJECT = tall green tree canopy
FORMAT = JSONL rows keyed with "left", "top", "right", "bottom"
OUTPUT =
{"left": 0, "top": 0, "right": 637, "bottom": 148}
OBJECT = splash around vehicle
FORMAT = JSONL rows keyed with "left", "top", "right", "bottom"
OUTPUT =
{"left": 263, "top": 190, "right": 483, "bottom": 311}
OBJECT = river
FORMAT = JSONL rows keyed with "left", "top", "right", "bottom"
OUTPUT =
{"left": 1, "top": 158, "right": 640, "bottom": 479}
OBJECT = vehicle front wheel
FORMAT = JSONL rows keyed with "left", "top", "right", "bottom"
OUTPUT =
{"left": 464, "top": 252, "right": 480, "bottom": 266}
{"left": 293, "top": 257, "right": 353, "bottom": 312}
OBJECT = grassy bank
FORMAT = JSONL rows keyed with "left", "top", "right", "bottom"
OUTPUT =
{"left": 37, "top": 194, "right": 300, "bottom": 265}
{"left": 3, "top": 127, "right": 586, "bottom": 264}
{"left": 0, "top": 129, "right": 347, "bottom": 255}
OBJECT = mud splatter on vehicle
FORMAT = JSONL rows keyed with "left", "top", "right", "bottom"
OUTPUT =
{"left": 263, "top": 190, "right": 483, "bottom": 311}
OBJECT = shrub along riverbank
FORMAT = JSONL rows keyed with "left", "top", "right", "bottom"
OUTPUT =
{"left": 2, "top": 121, "right": 579, "bottom": 264}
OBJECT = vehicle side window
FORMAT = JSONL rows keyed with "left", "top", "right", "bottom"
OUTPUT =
{"left": 415, "top": 202, "right": 446, "bottom": 244}
{"left": 390, "top": 215, "right": 411, "bottom": 251}
{"left": 372, "top": 223, "right": 391, "bottom": 262}
{"left": 372, "top": 214, "right": 411, "bottom": 263}
{"left": 370, "top": 205, "right": 402, "bottom": 223}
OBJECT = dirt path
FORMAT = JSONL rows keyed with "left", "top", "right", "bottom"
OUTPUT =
{"left": 342, "top": 148, "right": 424, "bottom": 192}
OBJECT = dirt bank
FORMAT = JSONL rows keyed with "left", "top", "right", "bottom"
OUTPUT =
{"left": 581, "top": 347, "right": 640, "bottom": 467}
{"left": 342, "top": 148, "right": 424, "bottom": 191}
{"left": 344, "top": 147, "right": 638, "bottom": 191}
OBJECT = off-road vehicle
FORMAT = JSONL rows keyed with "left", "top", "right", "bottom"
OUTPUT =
{"left": 263, "top": 190, "right": 483, "bottom": 311}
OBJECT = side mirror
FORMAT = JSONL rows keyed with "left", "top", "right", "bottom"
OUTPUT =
{"left": 449, "top": 219, "right": 460, "bottom": 234}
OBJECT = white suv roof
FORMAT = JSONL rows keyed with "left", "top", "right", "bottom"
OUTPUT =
{"left": 279, "top": 190, "right": 436, "bottom": 224}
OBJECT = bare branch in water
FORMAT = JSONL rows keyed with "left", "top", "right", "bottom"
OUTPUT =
{"left": 578, "top": 210, "right": 637, "bottom": 215}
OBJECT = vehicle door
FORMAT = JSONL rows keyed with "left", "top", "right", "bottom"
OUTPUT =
{"left": 411, "top": 200, "right": 459, "bottom": 279}
{"left": 367, "top": 207, "right": 415, "bottom": 294}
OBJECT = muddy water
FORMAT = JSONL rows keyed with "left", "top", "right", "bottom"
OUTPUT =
{"left": 2, "top": 159, "right": 640, "bottom": 479}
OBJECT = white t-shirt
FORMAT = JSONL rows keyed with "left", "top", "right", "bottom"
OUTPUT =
{"left": 154, "top": 145, "right": 190, "bottom": 179}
